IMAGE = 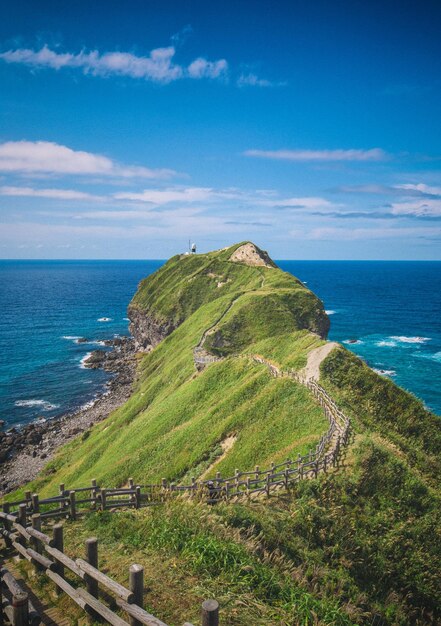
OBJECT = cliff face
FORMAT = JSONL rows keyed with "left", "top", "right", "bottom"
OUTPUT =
{"left": 128, "top": 307, "right": 177, "bottom": 351}
{"left": 127, "top": 241, "right": 330, "bottom": 350}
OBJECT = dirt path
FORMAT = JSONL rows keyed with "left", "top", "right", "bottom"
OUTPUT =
{"left": 200, "top": 434, "right": 237, "bottom": 479}
{"left": 299, "top": 342, "right": 339, "bottom": 381}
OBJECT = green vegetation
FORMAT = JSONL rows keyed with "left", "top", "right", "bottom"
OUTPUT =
{"left": 129, "top": 241, "right": 329, "bottom": 338}
{"left": 320, "top": 346, "right": 441, "bottom": 483}
{"left": 4, "top": 242, "right": 441, "bottom": 625}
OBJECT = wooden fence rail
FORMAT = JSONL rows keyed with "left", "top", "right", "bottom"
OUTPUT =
{"left": 1, "top": 375, "right": 350, "bottom": 525}
{"left": 0, "top": 357, "right": 349, "bottom": 625}
{"left": 0, "top": 516, "right": 219, "bottom": 626}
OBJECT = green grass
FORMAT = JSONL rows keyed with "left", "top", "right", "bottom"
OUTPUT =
{"left": 319, "top": 346, "right": 441, "bottom": 483}
{"left": 129, "top": 242, "right": 329, "bottom": 338}
{"left": 3, "top": 241, "right": 441, "bottom": 625}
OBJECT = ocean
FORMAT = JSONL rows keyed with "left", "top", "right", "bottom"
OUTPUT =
{"left": 0, "top": 259, "right": 440, "bottom": 429}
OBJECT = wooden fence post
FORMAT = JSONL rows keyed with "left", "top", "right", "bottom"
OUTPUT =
{"left": 235, "top": 469, "right": 241, "bottom": 485}
{"left": 91, "top": 479, "right": 98, "bottom": 510}
{"left": 18, "top": 503, "right": 27, "bottom": 527}
{"left": 129, "top": 564, "right": 144, "bottom": 626}
{"left": 100, "top": 488, "right": 107, "bottom": 511}
{"left": 135, "top": 486, "right": 141, "bottom": 509}
{"left": 52, "top": 524, "right": 64, "bottom": 593}
{"left": 201, "top": 599, "right": 219, "bottom": 626}
{"left": 12, "top": 591, "right": 29, "bottom": 626}
{"left": 298, "top": 454, "right": 303, "bottom": 480}
{"left": 2, "top": 503, "right": 12, "bottom": 549}
{"left": 85, "top": 537, "right": 99, "bottom": 622}
{"left": 17, "top": 504, "right": 28, "bottom": 558}
{"left": 265, "top": 473, "right": 270, "bottom": 497}
{"left": 69, "top": 491, "right": 77, "bottom": 521}
{"left": 31, "top": 514, "right": 43, "bottom": 572}
{"left": 59, "top": 484, "right": 68, "bottom": 512}
{"left": 31, "top": 494, "right": 39, "bottom": 514}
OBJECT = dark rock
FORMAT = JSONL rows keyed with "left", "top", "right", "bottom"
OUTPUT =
{"left": 83, "top": 350, "right": 107, "bottom": 368}
{"left": 77, "top": 337, "right": 89, "bottom": 343}
{"left": 127, "top": 306, "right": 175, "bottom": 351}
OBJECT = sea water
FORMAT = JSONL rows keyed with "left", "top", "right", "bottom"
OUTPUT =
{"left": 0, "top": 259, "right": 439, "bottom": 428}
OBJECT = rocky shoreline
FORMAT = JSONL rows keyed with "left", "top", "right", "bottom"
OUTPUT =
{"left": 0, "top": 336, "right": 138, "bottom": 495}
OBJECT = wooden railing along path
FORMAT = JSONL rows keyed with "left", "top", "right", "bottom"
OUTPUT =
{"left": 0, "top": 351, "right": 350, "bottom": 625}
{"left": 1, "top": 367, "right": 350, "bottom": 522}
{"left": 0, "top": 515, "right": 219, "bottom": 626}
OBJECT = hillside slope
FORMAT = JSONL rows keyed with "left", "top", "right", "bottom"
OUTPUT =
{"left": 6, "top": 242, "right": 441, "bottom": 625}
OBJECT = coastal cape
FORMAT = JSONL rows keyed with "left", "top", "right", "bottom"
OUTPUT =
{"left": 2, "top": 241, "right": 441, "bottom": 624}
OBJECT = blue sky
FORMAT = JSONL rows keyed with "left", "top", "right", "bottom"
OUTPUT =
{"left": 0, "top": 0, "right": 440, "bottom": 259}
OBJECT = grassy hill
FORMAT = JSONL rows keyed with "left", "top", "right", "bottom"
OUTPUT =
{"left": 5, "top": 242, "right": 441, "bottom": 625}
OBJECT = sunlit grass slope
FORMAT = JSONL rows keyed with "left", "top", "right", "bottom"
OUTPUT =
{"left": 17, "top": 244, "right": 331, "bottom": 496}
{"left": 129, "top": 241, "right": 329, "bottom": 338}
{"left": 7, "top": 243, "right": 441, "bottom": 624}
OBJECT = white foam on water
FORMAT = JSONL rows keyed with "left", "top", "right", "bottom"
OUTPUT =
{"left": 373, "top": 368, "right": 396, "bottom": 377}
{"left": 376, "top": 340, "right": 397, "bottom": 347}
{"left": 414, "top": 351, "right": 441, "bottom": 362}
{"left": 390, "top": 336, "right": 431, "bottom": 344}
{"left": 343, "top": 339, "right": 363, "bottom": 345}
{"left": 325, "top": 310, "right": 335, "bottom": 315}
{"left": 15, "top": 399, "right": 60, "bottom": 411}
{"left": 79, "top": 352, "right": 92, "bottom": 369}
{"left": 97, "top": 317, "right": 112, "bottom": 322}
{"left": 123, "top": 317, "right": 130, "bottom": 321}
{"left": 62, "top": 335, "right": 81, "bottom": 341}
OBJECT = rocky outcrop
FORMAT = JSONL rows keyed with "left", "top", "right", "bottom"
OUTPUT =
{"left": 229, "top": 242, "right": 277, "bottom": 268}
{"left": 127, "top": 306, "right": 177, "bottom": 351}
{"left": 0, "top": 336, "right": 137, "bottom": 494}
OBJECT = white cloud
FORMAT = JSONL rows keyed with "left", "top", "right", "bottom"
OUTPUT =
{"left": 237, "top": 73, "right": 274, "bottom": 87}
{"left": 290, "top": 226, "right": 441, "bottom": 240}
{"left": 187, "top": 58, "right": 228, "bottom": 79}
{"left": 394, "top": 183, "right": 441, "bottom": 197}
{"left": 244, "top": 148, "right": 388, "bottom": 162}
{"left": 0, "top": 141, "right": 177, "bottom": 179}
{"left": 0, "top": 185, "right": 104, "bottom": 201}
{"left": 390, "top": 198, "right": 441, "bottom": 217}
{"left": 269, "top": 196, "right": 333, "bottom": 209}
{"left": 0, "top": 44, "right": 228, "bottom": 84}
{"left": 114, "top": 187, "right": 216, "bottom": 204}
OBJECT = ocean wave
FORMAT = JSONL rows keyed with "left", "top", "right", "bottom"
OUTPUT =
{"left": 62, "top": 335, "right": 81, "bottom": 342}
{"left": 15, "top": 399, "right": 60, "bottom": 411}
{"left": 123, "top": 317, "right": 130, "bottom": 321}
{"left": 376, "top": 340, "right": 397, "bottom": 347}
{"left": 390, "top": 336, "right": 431, "bottom": 344}
{"left": 373, "top": 368, "right": 396, "bottom": 377}
{"left": 343, "top": 339, "right": 363, "bottom": 345}
{"left": 79, "top": 352, "right": 92, "bottom": 369}
{"left": 97, "top": 317, "right": 112, "bottom": 322}
{"left": 325, "top": 310, "right": 335, "bottom": 315}
{"left": 414, "top": 351, "right": 441, "bottom": 362}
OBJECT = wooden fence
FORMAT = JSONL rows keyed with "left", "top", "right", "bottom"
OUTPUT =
{"left": 1, "top": 374, "right": 350, "bottom": 523}
{"left": 0, "top": 359, "right": 349, "bottom": 626}
{"left": 0, "top": 513, "right": 219, "bottom": 626}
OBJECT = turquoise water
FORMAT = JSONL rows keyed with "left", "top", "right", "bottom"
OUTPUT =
{"left": 0, "top": 259, "right": 440, "bottom": 428}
